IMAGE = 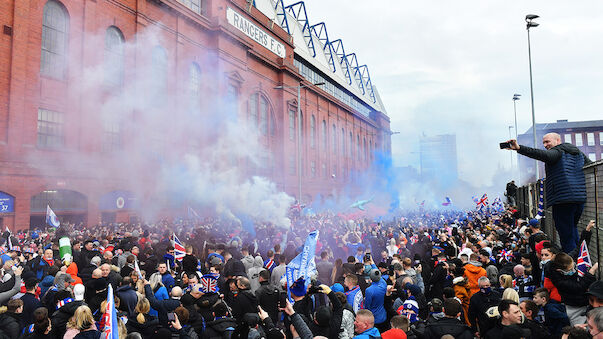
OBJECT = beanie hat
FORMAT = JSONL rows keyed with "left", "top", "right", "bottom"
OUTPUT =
{"left": 290, "top": 277, "right": 306, "bottom": 297}
{"left": 369, "top": 269, "right": 382, "bottom": 282}
{"left": 402, "top": 297, "right": 419, "bottom": 314}
{"left": 73, "top": 284, "right": 85, "bottom": 301}
{"left": 535, "top": 240, "right": 549, "bottom": 255}
{"left": 314, "top": 305, "right": 332, "bottom": 327}
{"left": 331, "top": 283, "right": 344, "bottom": 293}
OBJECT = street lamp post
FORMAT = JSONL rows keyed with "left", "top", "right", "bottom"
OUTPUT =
{"left": 513, "top": 94, "right": 521, "bottom": 182}
{"left": 526, "top": 14, "right": 539, "bottom": 179}
{"left": 508, "top": 125, "right": 514, "bottom": 168}
{"left": 275, "top": 82, "right": 324, "bottom": 203}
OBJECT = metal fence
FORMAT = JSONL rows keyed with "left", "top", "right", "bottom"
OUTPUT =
{"left": 517, "top": 160, "right": 603, "bottom": 263}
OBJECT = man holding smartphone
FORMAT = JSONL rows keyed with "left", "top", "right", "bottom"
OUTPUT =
{"left": 504, "top": 133, "right": 592, "bottom": 252}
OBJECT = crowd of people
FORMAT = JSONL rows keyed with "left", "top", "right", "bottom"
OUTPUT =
{"left": 0, "top": 203, "right": 599, "bottom": 339}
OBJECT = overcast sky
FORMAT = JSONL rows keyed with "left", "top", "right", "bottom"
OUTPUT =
{"left": 300, "top": 1, "right": 603, "bottom": 187}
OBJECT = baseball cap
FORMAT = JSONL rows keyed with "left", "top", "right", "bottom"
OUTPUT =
{"left": 529, "top": 219, "right": 540, "bottom": 228}
{"left": 586, "top": 281, "right": 603, "bottom": 299}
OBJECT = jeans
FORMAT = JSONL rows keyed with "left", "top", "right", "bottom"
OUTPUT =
{"left": 552, "top": 203, "right": 584, "bottom": 253}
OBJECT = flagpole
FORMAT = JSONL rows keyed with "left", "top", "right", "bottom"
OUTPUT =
{"left": 594, "top": 165, "right": 600, "bottom": 279}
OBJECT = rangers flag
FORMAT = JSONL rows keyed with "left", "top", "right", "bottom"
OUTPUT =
{"left": 577, "top": 240, "right": 592, "bottom": 277}
{"left": 102, "top": 284, "right": 119, "bottom": 339}
{"left": 46, "top": 205, "right": 60, "bottom": 227}
{"left": 200, "top": 274, "right": 219, "bottom": 293}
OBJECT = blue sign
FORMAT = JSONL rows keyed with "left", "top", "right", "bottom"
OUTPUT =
{"left": 99, "top": 191, "right": 136, "bottom": 210}
{"left": 0, "top": 192, "right": 15, "bottom": 213}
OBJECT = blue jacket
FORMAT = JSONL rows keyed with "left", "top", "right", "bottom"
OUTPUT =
{"left": 353, "top": 327, "right": 381, "bottom": 339}
{"left": 518, "top": 143, "right": 591, "bottom": 206}
{"left": 543, "top": 300, "right": 570, "bottom": 337}
{"left": 364, "top": 278, "right": 387, "bottom": 325}
{"left": 149, "top": 285, "right": 169, "bottom": 317}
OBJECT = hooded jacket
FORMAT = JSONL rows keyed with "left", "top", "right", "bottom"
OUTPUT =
{"left": 463, "top": 262, "right": 486, "bottom": 297}
{"left": 453, "top": 277, "right": 471, "bottom": 325}
{"left": 201, "top": 317, "right": 237, "bottom": 339}
{"left": 543, "top": 300, "right": 570, "bottom": 337}
{"left": 548, "top": 268, "right": 595, "bottom": 307}
{"left": 424, "top": 317, "right": 473, "bottom": 339}
{"left": 231, "top": 289, "right": 258, "bottom": 322}
{"left": 116, "top": 284, "right": 138, "bottom": 317}
{"left": 364, "top": 278, "right": 387, "bottom": 325}
{"left": 51, "top": 300, "right": 86, "bottom": 339}
{"left": 353, "top": 326, "right": 381, "bottom": 339}
{"left": 517, "top": 143, "right": 591, "bottom": 206}
{"left": 247, "top": 256, "right": 264, "bottom": 294}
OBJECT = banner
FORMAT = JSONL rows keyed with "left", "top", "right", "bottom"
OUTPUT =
{"left": 286, "top": 230, "right": 319, "bottom": 298}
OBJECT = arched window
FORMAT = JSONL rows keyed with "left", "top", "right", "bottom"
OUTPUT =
{"left": 341, "top": 128, "right": 345, "bottom": 156}
{"left": 151, "top": 46, "right": 168, "bottom": 102}
{"left": 104, "top": 26, "right": 124, "bottom": 87}
{"left": 332, "top": 124, "right": 337, "bottom": 154}
{"left": 249, "top": 93, "right": 258, "bottom": 128}
{"left": 289, "top": 109, "right": 295, "bottom": 141}
{"left": 310, "top": 115, "right": 315, "bottom": 148}
{"left": 260, "top": 95, "right": 268, "bottom": 135}
{"left": 250, "top": 93, "right": 274, "bottom": 136}
{"left": 322, "top": 120, "right": 327, "bottom": 152}
{"left": 189, "top": 62, "right": 201, "bottom": 108}
{"left": 41, "top": 0, "right": 69, "bottom": 79}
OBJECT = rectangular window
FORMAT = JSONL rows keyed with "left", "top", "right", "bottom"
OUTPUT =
{"left": 289, "top": 110, "right": 295, "bottom": 141}
{"left": 322, "top": 163, "right": 327, "bottom": 177}
{"left": 564, "top": 134, "right": 572, "bottom": 143}
{"left": 103, "top": 120, "right": 121, "bottom": 152}
{"left": 178, "top": 0, "right": 202, "bottom": 14}
{"left": 587, "top": 133, "right": 595, "bottom": 146}
{"left": 589, "top": 153, "right": 596, "bottom": 162}
{"left": 575, "top": 133, "right": 583, "bottom": 146}
{"left": 600, "top": 132, "right": 603, "bottom": 145}
{"left": 37, "top": 108, "right": 64, "bottom": 148}
{"left": 311, "top": 161, "right": 316, "bottom": 177}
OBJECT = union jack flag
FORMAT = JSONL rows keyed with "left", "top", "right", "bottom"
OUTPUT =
{"left": 442, "top": 197, "right": 452, "bottom": 206}
{"left": 577, "top": 240, "right": 592, "bottom": 277}
{"left": 200, "top": 274, "right": 219, "bottom": 293}
{"left": 472, "top": 196, "right": 479, "bottom": 204}
{"left": 171, "top": 233, "right": 186, "bottom": 261}
{"left": 477, "top": 194, "right": 488, "bottom": 209}
{"left": 499, "top": 249, "right": 513, "bottom": 263}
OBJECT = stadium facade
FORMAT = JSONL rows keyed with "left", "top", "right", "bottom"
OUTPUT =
{"left": 0, "top": 0, "right": 391, "bottom": 229}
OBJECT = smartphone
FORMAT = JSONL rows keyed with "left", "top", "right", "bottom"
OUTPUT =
{"left": 279, "top": 291, "right": 288, "bottom": 308}
{"left": 499, "top": 142, "right": 511, "bottom": 149}
{"left": 167, "top": 312, "right": 175, "bottom": 322}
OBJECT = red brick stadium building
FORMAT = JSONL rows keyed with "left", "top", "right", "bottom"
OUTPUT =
{"left": 0, "top": 0, "right": 391, "bottom": 229}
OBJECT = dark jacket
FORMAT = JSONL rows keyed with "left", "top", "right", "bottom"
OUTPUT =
{"left": 51, "top": 300, "right": 86, "bottom": 339}
{"left": 255, "top": 281, "right": 279, "bottom": 323}
{"left": 518, "top": 143, "right": 592, "bottom": 206}
{"left": 521, "top": 318, "right": 550, "bottom": 339}
{"left": 126, "top": 314, "right": 160, "bottom": 339}
{"left": 308, "top": 291, "right": 343, "bottom": 338}
{"left": 20, "top": 292, "right": 42, "bottom": 328}
{"left": 116, "top": 284, "right": 138, "bottom": 316}
{"left": 201, "top": 317, "right": 237, "bottom": 339}
{"left": 182, "top": 254, "right": 199, "bottom": 273}
{"left": 144, "top": 284, "right": 182, "bottom": 327}
{"left": 0, "top": 311, "right": 21, "bottom": 339}
{"left": 548, "top": 268, "right": 595, "bottom": 307}
{"left": 424, "top": 317, "right": 473, "bottom": 339}
{"left": 468, "top": 290, "right": 501, "bottom": 334}
{"left": 231, "top": 289, "right": 258, "bottom": 322}
{"left": 73, "top": 330, "right": 102, "bottom": 339}
{"left": 426, "top": 262, "right": 447, "bottom": 300}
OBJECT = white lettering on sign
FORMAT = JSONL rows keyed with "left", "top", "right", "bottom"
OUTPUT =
{"left": 226, "top": 7, "right": 286, "bottom": 58}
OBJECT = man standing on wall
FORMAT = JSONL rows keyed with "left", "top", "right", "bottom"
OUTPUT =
{"left": 506, "top": 180, "right": 518, "bottom": 206}
{"left": 505, "top": 133, "right": 592, "bottom": 252}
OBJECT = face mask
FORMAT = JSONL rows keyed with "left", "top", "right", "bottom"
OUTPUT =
{"left": 562, "top": 269, "right": 576, "bottom": 276}
{"left": 480, "top": 287, "right": 491, "bottom": 295}
{"left": 541, "top": 259, "right": 550, "bottom": 265}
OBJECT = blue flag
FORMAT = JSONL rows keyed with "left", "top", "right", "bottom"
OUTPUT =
{"left": 286, "top": 230, "right": 319, "bottom": 299}
{"left": 46, "top": 205, "right": 60, "bottom": 227}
